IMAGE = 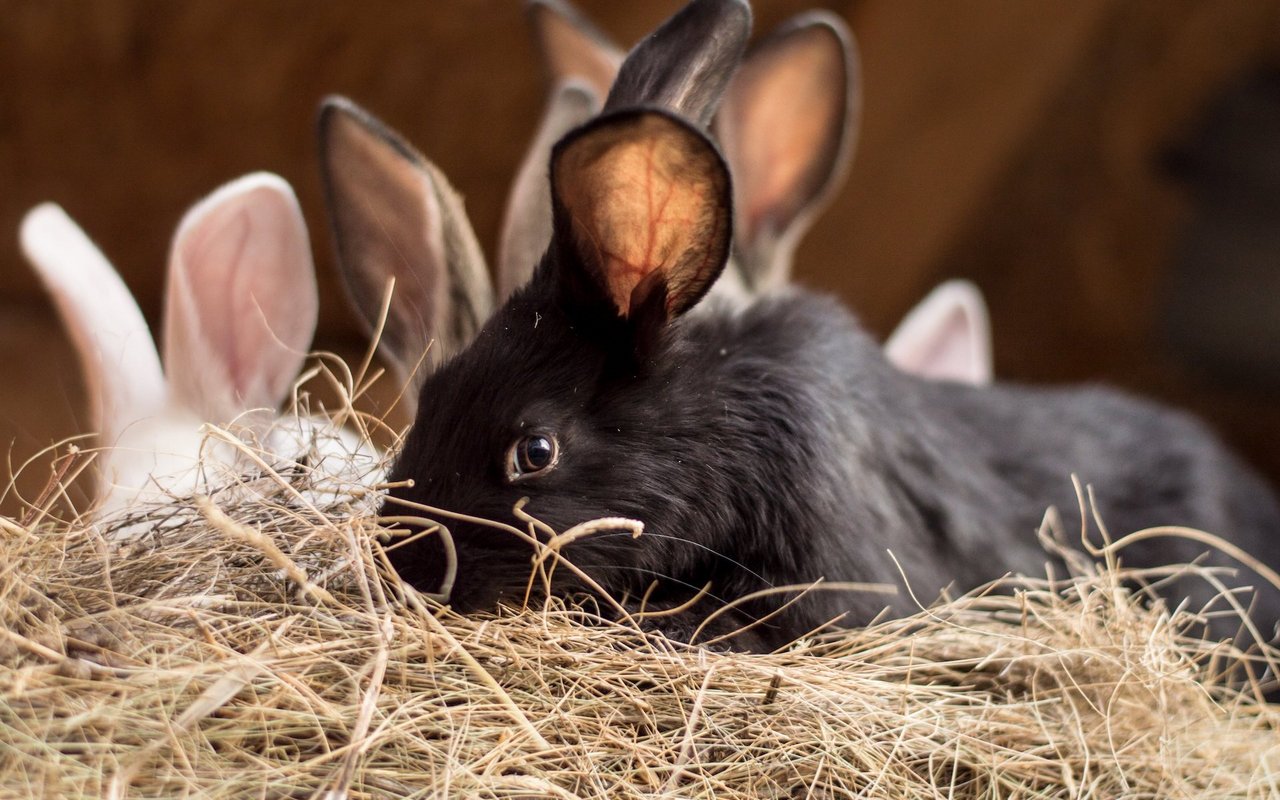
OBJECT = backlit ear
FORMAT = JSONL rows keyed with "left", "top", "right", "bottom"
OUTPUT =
{"left": 715, "top": 12, "right": 859, "bottom": 292}
{"left": 318, "top": 96, "right": 492, "bottom": 399}
{"left": 527, "top": 0, "right": 623, "bottom": 99}
{"left": 550, "top": 110, "right": 731, "bottom": 323}
{"left": 884, "top": 280, "right": 993, "bottom": 385}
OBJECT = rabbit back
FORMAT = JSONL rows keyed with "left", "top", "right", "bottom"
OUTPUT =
{"left": 389, "top": 283, "right": 1280, "bottom": 648}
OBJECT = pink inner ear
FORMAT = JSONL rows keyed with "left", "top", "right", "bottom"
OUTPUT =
{"left": 917, "top": 311, "right": 977, "bottom": 381}
{"left": 885, "top": 282, "right": 993, "bottom": 385}
{"left": 590, "top": 141, "right": 710, "bottom": 314}
{"left": 166, "top": 177, "right": 317, "bottom": 421}
{"left": 720, "top": 27, "right": 846, "bottom": 247}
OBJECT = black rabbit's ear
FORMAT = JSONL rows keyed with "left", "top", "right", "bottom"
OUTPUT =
{"left": 605, "top": 0, "right": 751, "bottom": 126}
{"left": 318, "top": 97, "right": 493, "bottom": 402}
{"left": 715, "top": 12, "right": 858, "bottom": 292}
{"left": 550, "top": 110, "right": 732, "bottom": 325}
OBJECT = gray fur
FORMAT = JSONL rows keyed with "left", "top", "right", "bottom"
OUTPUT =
{"left": 388, "top": 284, "right": 1280, "bottom": 651}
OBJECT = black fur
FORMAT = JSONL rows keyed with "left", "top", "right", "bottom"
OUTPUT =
{"left": 379, "top": 0, "right": 1280, "bottom": 657}
{"left": 604, "top": 0, "right": 751, "bottom": 125}
{"left": 387, "top": 276, "right": 1280, "bottom": 650}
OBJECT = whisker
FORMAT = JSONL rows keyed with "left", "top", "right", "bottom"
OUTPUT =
{"left": 579, "top": 565, "right": 739, "bottom": 611}
{"left": 588, "top": 531, "right": 777, "bottom": 589}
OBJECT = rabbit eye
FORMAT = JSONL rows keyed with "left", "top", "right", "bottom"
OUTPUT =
{"left": 507, "top": 434, "right": 560, "bottom": 481}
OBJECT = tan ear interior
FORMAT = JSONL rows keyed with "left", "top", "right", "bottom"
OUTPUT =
{"left": 718, "top": 23, "right": 849, "bottom": 245}
{"left": 553, "top": 112, "right": 730, "bottom": 319}
{"left": 322, "top": 106, "right": 446, "bottom": 374}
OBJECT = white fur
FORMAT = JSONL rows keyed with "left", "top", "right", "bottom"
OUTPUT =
{"left": 21, "top": 204, "right": 169, "bottom": 448}
{"left": 20, "top": 174, "right": 382, "bottom": 525}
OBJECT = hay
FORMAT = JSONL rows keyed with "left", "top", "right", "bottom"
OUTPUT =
{"left": 1, "top": 435, "right": 1278, "bottom": 799}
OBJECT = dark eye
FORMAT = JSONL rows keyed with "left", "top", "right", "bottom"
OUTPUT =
{"left": 507, "top": 433, "right": 560, "bottom": 481}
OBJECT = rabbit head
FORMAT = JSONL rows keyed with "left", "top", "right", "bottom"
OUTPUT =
{"left": 321, "top": 0, "right": 754, "bottom": 611}
{"left": 21, "top": 174, "right": 370, "bottom": 520}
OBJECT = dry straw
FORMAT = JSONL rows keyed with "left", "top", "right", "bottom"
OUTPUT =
{"left": 0, "top": 416, "right": 1277, "bottom": 799}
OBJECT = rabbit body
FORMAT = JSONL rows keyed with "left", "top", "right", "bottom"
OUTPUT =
{"left": 388, "top": 279, "right": 1280, "bottom": 648}
{"left": 317, "top": 0, "right": 1278, "bottom": 650}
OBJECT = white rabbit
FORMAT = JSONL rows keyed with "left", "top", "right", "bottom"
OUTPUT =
{"left": 20, "top": 173, "right": 380, "bottom": 524}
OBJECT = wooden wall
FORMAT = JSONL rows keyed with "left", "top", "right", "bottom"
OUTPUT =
{"left": 3, "top": 0, "right": 1279, "bottom": 514}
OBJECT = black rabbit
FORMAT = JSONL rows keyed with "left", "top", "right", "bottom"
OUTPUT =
{"left": 320, "top": 0, "right": 1280, "bottom": 652}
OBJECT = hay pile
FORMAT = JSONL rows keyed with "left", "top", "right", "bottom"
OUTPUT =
{"left": 1, "top": 440, "right": 1278, "bottom": 799}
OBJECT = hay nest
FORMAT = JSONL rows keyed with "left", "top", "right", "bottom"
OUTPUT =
{"left": 1, "top": 436, "right": 1278, "bottom": 799}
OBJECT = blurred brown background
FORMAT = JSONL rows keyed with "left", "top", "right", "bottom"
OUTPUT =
{"left": 3, "top": 0, "right": 1280, "bottom": 516}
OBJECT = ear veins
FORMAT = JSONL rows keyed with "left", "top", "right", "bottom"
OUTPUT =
{"left": 553, "top": 112, "right": 730, "bottom": 322}
{"left": 580, "top": 138, "right": 699, "bottom": 315}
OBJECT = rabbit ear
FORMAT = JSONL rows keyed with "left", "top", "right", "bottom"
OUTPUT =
{"left": 604, "top": 0, "right": 751, "bottom": 126}
{"left": 527, "top": 0, "right": 623, "bottom": 99}
{"left": 715, "top": 12, "right": 859, "bottom": 292}
{"left": 318, "top": 96, "right": 493, "bottom": 399}
{"left": 497, "top": 80, "right": 598, "bottom": 301}
{"left": 163, "top": 173, "right": 318, "bottom": 423}
{"left": 884, "top": 280, "right": 993, "bottom": 385}
{"left": 551, "top": 110, "right": 732, "bottom": 326}
{"left": 19, "top": 203, "right": 167, "bottom": 447}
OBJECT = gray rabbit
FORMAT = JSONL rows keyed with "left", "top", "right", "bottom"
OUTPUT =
{"left": 320, "top": 0, "right": 1280, "bottom": 653}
